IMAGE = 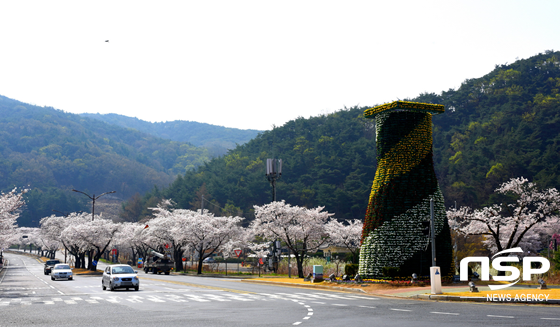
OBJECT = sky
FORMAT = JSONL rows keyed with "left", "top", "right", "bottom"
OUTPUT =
{"left": 1, "top": 1, "right": 559, "bottom": 131}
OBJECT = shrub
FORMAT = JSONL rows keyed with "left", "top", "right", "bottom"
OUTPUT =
{"left": 382, "top": 267, "right": 400, "bottom": 278}
{"left": 345, "top": 263, "right": 359, "bottom": 276}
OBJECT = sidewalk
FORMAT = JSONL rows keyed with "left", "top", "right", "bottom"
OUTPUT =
{"left": 243, "top": 277, "right": 560, "bottom": 305}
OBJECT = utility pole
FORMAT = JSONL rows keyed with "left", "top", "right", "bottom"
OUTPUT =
{"left": 430, "top": 198, "right": 436, "bottom": 267}
{"left": 429, "top": 197, "right": 442, "bottom": 294}
{"left": 266, "top": 159, "right": 282, "bottom": 202}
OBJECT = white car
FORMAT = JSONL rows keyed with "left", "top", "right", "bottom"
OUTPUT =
{"left": 102, "top": 264, "right": 139, "bottom": 291}
{"left": 50, "top": 264, "right": 73, "bottom": 281}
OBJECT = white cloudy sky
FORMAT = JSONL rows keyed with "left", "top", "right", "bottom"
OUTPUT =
{"left": 1, "top": 1, "right": 559, "bottom": 130}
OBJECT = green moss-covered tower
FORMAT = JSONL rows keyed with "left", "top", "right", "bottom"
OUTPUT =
{"left": 359, "top": 101, "right": 453, "bottom": 278}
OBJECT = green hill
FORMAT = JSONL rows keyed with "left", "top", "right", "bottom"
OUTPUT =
{"left": 132, "top": 50, "right": 560, "bottom": 222}
{"left": 0, "top": 96, "right": 210, "bottom": 226}
{"left": 80, "top": 113, "right": 262, "bottom": 157}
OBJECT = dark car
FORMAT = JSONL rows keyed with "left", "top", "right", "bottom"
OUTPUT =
{"left": 44, "top": 259, "right": 61, "bottom": 275}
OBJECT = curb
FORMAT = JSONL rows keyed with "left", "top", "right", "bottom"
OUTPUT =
{"left": 241, "top": 279, "right": 367, "bottom": 294}
{"left": 413, "top": 294, "right": 560, "bottom": 305}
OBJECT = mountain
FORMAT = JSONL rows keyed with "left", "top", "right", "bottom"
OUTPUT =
{"left": 0, "top": 95, "right": 210, "bottom": 226}
{"left": 126, "top": 50, "right": 560, "bottom": 222}
{"left": 80, "top": 113, "right": 262, "bottom": 157}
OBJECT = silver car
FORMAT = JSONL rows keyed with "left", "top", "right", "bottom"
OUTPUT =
{"left": 102, "top": 264, "right": 139, "bottom": 291}
{"left": 50, "top": 264, "right": 73, "bottom": 281}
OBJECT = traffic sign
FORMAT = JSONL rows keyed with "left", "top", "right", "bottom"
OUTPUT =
{"left": 111, "top": 249, "right": 117, "bottom": 255}
{"left": 234, "top": 249, "right": 242, "bottom": 258}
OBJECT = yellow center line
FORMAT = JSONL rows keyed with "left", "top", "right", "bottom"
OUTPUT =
{"left": 138, "top": 276, "right": 254, "bottom": 294}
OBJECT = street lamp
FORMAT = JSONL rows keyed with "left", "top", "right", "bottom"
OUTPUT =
{"left": 72, "top": 189, "right": 116, "bottom": 271}
{"left": 72, "top": 189, "right": 115, "bottom": 221}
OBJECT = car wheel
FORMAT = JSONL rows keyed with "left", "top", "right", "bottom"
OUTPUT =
{"left": 51, "top": 276, "right": 54, "bottom": 281}
{"left": 165, "top": 271, "right": 170, "bottom": 275}
{"left": 109, "top": 282, "right": 115, "bottom": 291}
{"left": 135, "top": 286, "right": 139, "bottom": 291}
{"left": 102, "top": 282, "right": 106, "bottom": 290}
{"left": 69, "top": 277, "right": 73, "bottom": 280}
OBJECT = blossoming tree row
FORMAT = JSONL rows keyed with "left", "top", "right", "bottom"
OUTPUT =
{"left": 4, "top": 199, "right": 362, "bottom": 278}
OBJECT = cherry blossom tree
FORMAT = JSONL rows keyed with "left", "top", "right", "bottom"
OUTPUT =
{"left": 79, "top": 217, "right": 121, "bottom": 271}
{"left": 251, "top": 201, "right": 333, "bottom": 278}
{"left": 146, "top": 200, "right": 244, "bottom": 273}
{"left": 324, "top": 219, "right": 363, "bottom": 263}
{"left": 185, "top": 210, "right": 243, "bottom": 274}
{"left": 447, "top": 177, "right": 560, "bottom": 254}
{"left": 16, "top": 227, "right": 41, "bottom": 254}
{"left": 114, "top": 222, "right": 151, "bottom": 266}
{"left": 0, "top": 188, "right": 27, "bottom": 249}
{"left": 41, "top": 213, "right": 90, "bottom": 266}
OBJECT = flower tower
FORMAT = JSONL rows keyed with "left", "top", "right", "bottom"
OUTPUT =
{"left": 359, "top": 101, "right": 453, "bottom": 278}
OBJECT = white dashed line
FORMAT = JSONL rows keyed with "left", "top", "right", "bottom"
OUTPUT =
{"left": 359, "top": 305, "right": 376, "bottom": 309}
{"left": 431, "top": 312, "right": 459, "bottom": 315}
{"left": 541, "top": 318, "right": 560, "bottom": 320}
{"left": 332, "top": 304, "right": 348, "bottom": 307}
{"left": 487, "top": 315, "right": 514, "bottom": 319}
{"left": 390, "top": 308, "right": 412, "bottom": 312}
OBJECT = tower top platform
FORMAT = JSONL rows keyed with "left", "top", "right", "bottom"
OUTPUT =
{"left": 364, "top": 101, "right": 445, "bottom": 119}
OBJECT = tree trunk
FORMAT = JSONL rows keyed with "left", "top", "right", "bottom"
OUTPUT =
{"left": 79, "top": 252, "right": 86, "bottom": 269}
{"left": 197, "top": 244, "right": 204, "bottom": 274}
{"left": 173, "top": 247, "right": 183, "bottom": 272}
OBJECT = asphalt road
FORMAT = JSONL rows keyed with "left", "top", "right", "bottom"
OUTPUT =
{"left": 1, "top": 252, "right": 559, "bottom": 327}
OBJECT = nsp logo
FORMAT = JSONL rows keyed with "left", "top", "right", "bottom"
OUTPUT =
{"left": 460, "top": 247, "right": 550, "bottom": 290}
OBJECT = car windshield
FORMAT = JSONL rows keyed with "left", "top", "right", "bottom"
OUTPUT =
{"left": 47, "top": 261, "right": 60, "bottom": 265}
{"left": 54, "top": 265, "right": 70, "bottom": 270}
{"left": 112, "top": 266, "right": 134, "bottom": 274}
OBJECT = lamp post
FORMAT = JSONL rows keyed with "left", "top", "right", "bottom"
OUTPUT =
{"left": 72, "top": 189, "right": 116, "bottom": 221}
{"left": 266, "top": 159, "right": 282, "bottom": 202}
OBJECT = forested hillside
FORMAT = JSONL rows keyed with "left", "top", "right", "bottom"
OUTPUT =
{"left": 80, "top": 113, "right": 262, "bottom": 157}
{"left": 0, "top": 96, "right": 210, "bottom": 226}
{"left": 125, "top": 51, "right": 560, "bottom": 223}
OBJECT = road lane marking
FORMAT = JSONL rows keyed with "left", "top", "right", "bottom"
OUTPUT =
{"left": 390, "top": 308, "right": 412, "bottom": 312}
{"left": 203, "top": 294, "right": 231, "bottom": 302}
{"left": 182, "top": 294, "right": 210, "bottom": 302}
{"left": 346, "top": 295, "right": 380, "bottom": 300}
{"left": 313, "top": 293, "right": 356, "bottom": 300}
{"left": 359, "top": 306, "right": 376, "bottom": 309}
{"left": 139, "top": 276, "right": 253, "bottom": 294}
{"left": 487, "top": 315, "right": 514, "bottom": 319}
{"left": 431, "top": 312, "right": 459, "bottom": 315}
{"left": 146, "top": 296, "right": 165, "bottom": 303}
{"left": 332, "top": 304, "right": 348, "bottom": 307}
{"left": 541, "top": 318, "right": 560, "bottom": 320}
